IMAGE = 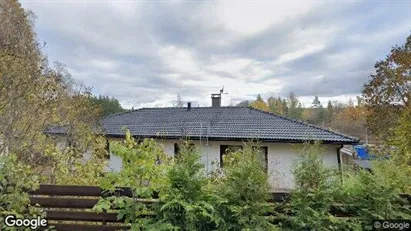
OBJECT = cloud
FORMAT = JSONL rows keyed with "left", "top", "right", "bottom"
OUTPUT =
{"left": 21, "top": 0, "right": 411, "bottom": 108}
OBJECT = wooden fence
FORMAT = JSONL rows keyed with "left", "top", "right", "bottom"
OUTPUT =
{"left": 30, "top": 185, "right": 134, "bottom": 231}
{"left": 29, "top": 184, "right": 411, "bottom": 231}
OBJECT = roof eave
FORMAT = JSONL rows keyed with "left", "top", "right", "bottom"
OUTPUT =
{"left": 103, "top": 134, "right": 359, "bottom": 145}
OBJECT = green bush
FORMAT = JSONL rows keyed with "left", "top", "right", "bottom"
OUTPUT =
{"left": 214, "top": 143, "right": 278, "bottom": 231}
{"left": 340, "top": 161, "right": 411, "bottom": 230}
{"left": 285, "top": 142, "right": 410, "bottom": 231}
{"left": 42, "top": 136, "right": 108, "bottom": 185}
{"left": 0, "top": 154, "right": 43, "bottom": 231}
{"left": 149, "top": 140, "right": 221, "bottom": 231}
{"left": 91, "top": 135, "right": 410, "bottom": 231}
{"left": 94, "top": 131, "right": 170, "bottom": 230}
{"left": 284, "top": 142, "right": 360, "bottom": 231}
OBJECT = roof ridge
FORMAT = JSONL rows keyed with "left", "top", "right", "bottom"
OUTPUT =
{"left": 101, "top": 106, "right": 247, "bottom": 119}
{"left": 102, "top": 106, "right": 248, "bottom": 118}
{"left": 139, "top": 106, "right": 245, "bottom": 109}
{"left": 247, "top": 107, "right": 360, "bottom": 142}
{"left": 100, "top": 108, "right": 143, "bottom": 119}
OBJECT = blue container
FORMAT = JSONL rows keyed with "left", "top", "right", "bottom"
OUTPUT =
{"left": 354, "top": 145, "right": 369, "bottom": 160}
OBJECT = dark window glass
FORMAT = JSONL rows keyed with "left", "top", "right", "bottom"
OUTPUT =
{"left": 104, "top": 140, "right": 111, "bottom": 159}
{"left": 220, "top": 145, "right": 243, "bottom": 167}
{"left": 174, "top": 143, "right": 180, "bottom": 156}
{"left": 174, "top": 142, "right": 195, "bottom": 157}
{"left": 252, "top": 146, "right": 268, "bottom": 173}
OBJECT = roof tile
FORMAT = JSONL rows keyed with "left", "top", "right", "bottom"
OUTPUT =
{"left": 81, "top": 107, "right": 359, "bottom": 143}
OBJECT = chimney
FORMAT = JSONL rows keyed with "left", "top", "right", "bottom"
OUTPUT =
{"left": 187, "top": 102, "right": 192, "bottom": 110}
{"left": 211, "top": 94, "right": 221, "bottom": 107}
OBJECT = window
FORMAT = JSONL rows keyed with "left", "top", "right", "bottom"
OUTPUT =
{"left": 174, "top": 142, "right": 195, "bottom": 157}
{"left": 104, "top": 140, "right": 111, "bottom": 159}
{"left": 174, "top": 143, "right": 179, "bottom": 156}
{"left": 220, "top": 145, "right": 243, "bottom": 167}
{"left": 252, "top": 146, "right": 268, "bottom": 173}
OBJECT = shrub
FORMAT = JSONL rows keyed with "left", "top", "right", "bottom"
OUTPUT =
{"left": 42, "top": 135, "right": 108, "bottom": 185}
{"left": 214, "top": 143, "right": 278, "bottom": 231}
{"left": 285, "top": 142, "right": 359, "bottom": 231}
{"left": 286, "top": 142, "right": 410, "bottom": 231}
{"left": 150, "top": 140, "right": 221, "bottom": 231}
{"left": 387, "top": 105, "right": 411, "bottom": 193}
{"left": 94, "top": 131, "right": 170, "bottom": 230}
{"left": 341, "top": 161, "right": 411, "bottom": 230}
{"left": 0, "top": 154, "right": 43, "bottom": 231}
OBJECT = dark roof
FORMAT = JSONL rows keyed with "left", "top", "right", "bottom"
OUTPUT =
{"left": 47, "top": 107, "right": 359, "bottom": 144}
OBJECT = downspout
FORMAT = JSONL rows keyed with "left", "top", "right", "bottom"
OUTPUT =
{"left": 337, "top": 144, "right": 343, "bottom": 184}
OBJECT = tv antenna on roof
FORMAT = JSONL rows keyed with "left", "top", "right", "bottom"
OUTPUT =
{"left": 220, "top": 85, "right": 228, "bottom": 95}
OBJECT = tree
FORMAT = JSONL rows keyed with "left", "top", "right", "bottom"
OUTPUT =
{"left": 286, "top": 142, "right": 358, "bottom": 230}
{"left": 309, "top": 95, "right": 326, "bottom": 125}
{"left": 0, "top": 0, "right": 106, "bottom": 182}
{"left": 363, "top": 35, "right": 411, "bottom": 140}
{"left": 176, "top": 94, "right": 184, "bottom": 107}
{"left": 251, "top": 94, "right": 269, "bottom": 112}
{"left": 332, "top": 100, "right": 345, "bottom": 114}
{"left": 331, "top": 99, "right": 368, "bottom": 140}
{"left": 215, "top": 144, "right": 277, "bottom": 230}
{"left": 311, "top": 95, "right": 322, "bottom": 108}
{"left": 356, "top": 96, "right": 365, "bottom": 107}
{"left": 236, "top": 100, "right": 250, "bottom": 107}
{"left": 388, "top": 106, "right": 411, "bottom": 191}
{"left": 341, "top": 164, "right": 411, "bottom": 228}
{"left": 267, "top": 97, "right": 277, "bottom": 113}
{"left": 256, "top": 94, "right": 263, "bottom": 101}
{"left": 287, "top": 92, "right": 298, "bottom": 109}
{"left": 267, "top": 96, "right": 287, "bottom": 115}
{"left": 286, "top": 92, "right": 303, "bottom": 120}
{"left": 152, "top": 141, "right": 220, "bottom": 230}
{"left": 90, "top": 95, "right": 125, "bottom": 116}
{"left": 326, "top": 100, "right": 334, "bottom": 125}
{"left": 95, "top": 131, "right": 170, "bottom": 229}
{"left": 301, "top": 108, "right": 313, "bottom": 122}
{"left": 0, "top": 0, "right": 40, "bottom": 66}
{"left": 281, "top": 98, "right": 288, "bottom": 115}
{"left": 0, "top": 0, "right": 45, "bottom": 156}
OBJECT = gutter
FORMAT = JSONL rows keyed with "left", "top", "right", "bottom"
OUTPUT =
{"left": 337, "top": 144, "right": 343, "bottom": 184}
{"left": 337, "top": 144, "right": 343, "bottom": 166}
{"left": 98, "top": 134, "right": 358, "bottom": 145}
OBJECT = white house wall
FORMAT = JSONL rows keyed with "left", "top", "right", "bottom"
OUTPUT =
{"left": 107, "top": 138, "right": 340, "bottom": 190}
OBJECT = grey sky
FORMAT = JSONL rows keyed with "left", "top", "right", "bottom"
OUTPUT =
{"left": 21, "top": 0, "right": 411, "bottom": 108}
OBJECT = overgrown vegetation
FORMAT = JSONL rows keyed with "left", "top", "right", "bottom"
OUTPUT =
{"left": 282, "top": 142, "right": 410, "bottom": 231}
{"left": 0, "top": 1, "right": 410, "bottom": 230}
{"left": 91, "top": 137, "right": 410, "bottom": 231}
{"left": 0, "top": 0, "right": 108, "bottom": 186}
{"left": 94, "top": 139, "right": 279, "bottom": 231}
{"left": 238, "top": 93, "right": 369, "bottom": 141}
{"left": 151, "top": 141, "right": 220, "bottom": 231}
{"left": 90, "top": 95, "right": 126, "bottom": 116}
{"left": 283, "top": 142, "right": 359, "bottom": 231}
{"left": 363, "top": 35, "right": 411, "bottom": 142}
{"left": 0, "top": 154, "right": 43, "bottom": 231}
{"left": 341, "top": 164, "right": 411, "bottom": 230}
{"left": 41, "top": 137, "right": 108, "bottom": 185}
{"left": 94, "top": 131, "right": 170, "bottom": 230}
{"left": 214, "top": 144, "right": 277, "bottom": 231}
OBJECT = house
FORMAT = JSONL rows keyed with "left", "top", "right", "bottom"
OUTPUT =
{"left": 47, "top": 94, "right": 359, "bottom": 189}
